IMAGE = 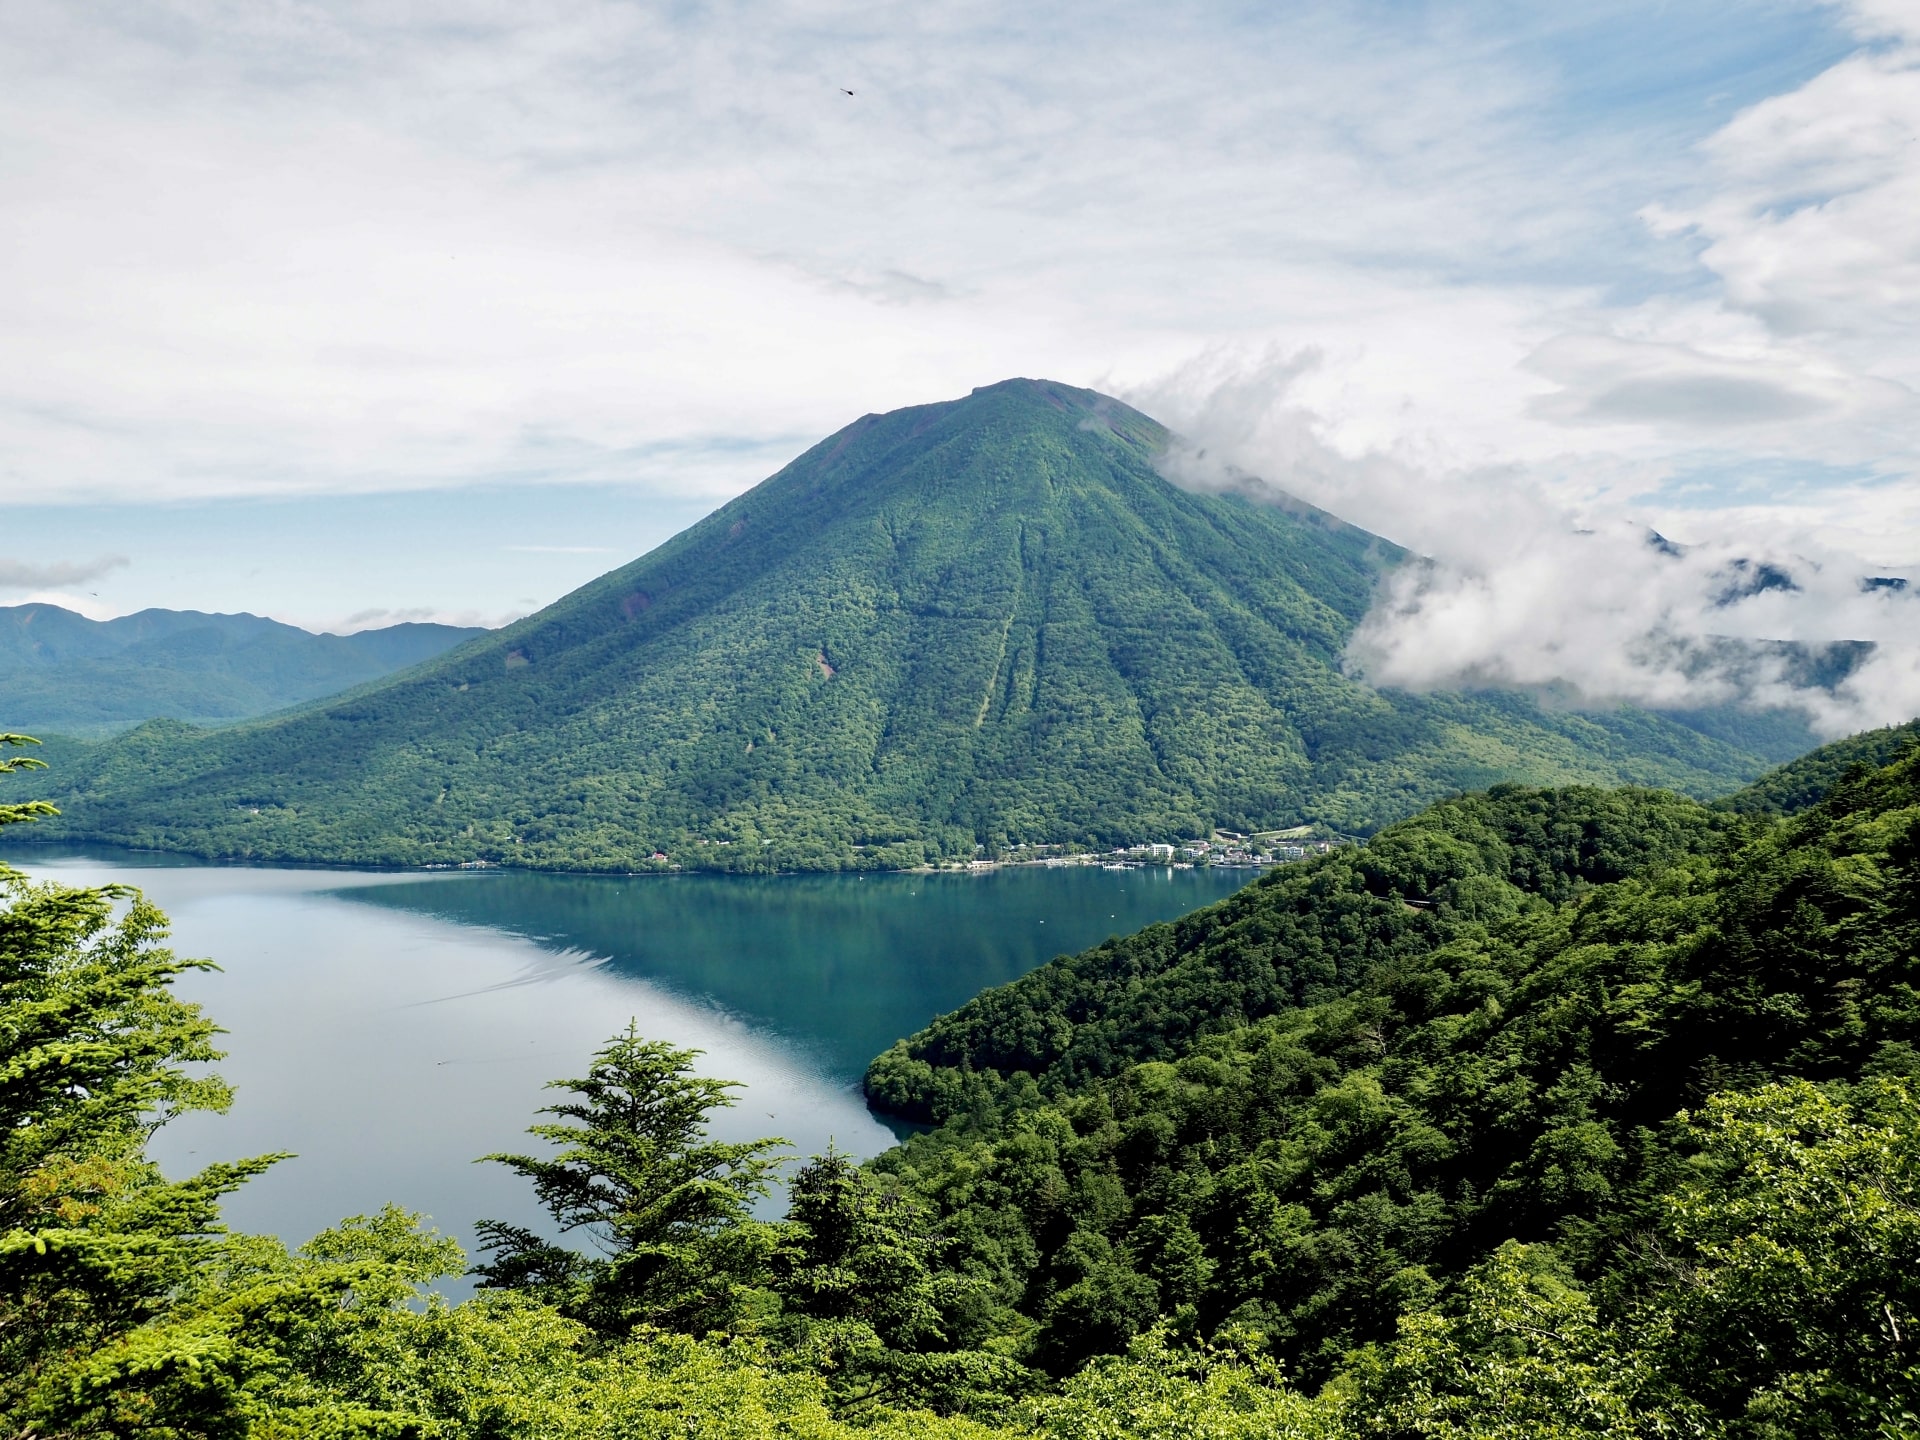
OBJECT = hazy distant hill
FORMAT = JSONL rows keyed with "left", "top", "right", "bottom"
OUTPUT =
{"left": 0, "top": 605, "right": 487, "bottom": 735}
{"left": 12, "top": 380, "right": 1779, "bottom": 870}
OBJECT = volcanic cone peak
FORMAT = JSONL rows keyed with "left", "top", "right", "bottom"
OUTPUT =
{"left": 24, "top": 380, "right": 1769, "bottom": 871}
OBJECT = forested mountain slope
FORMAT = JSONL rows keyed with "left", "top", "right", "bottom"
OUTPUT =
{"left": 11, "top": 380, "right": 1769, "bottom": 870}
{"left": 863, "top": 733, "right": 1920, "bottom": 1390}
{"left": 865, "top": 783, "right": 1742, "bottom": 1115}
{"left": 0, "top": 604, "right": 485, "bottom": 734}
{"left": 1723, "top": 715, "right": 1920, "bottom": 815}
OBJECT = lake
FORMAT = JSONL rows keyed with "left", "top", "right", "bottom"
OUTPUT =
{"left": 7, "top": 851, "right": 1251, "bottom": 1269}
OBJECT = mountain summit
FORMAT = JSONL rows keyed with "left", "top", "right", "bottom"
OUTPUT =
{"left": 19, "top": 380, "right": 1765, "bottom": 869}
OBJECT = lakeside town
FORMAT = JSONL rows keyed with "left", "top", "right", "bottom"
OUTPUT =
{"left": 426, "top": 828, "right": 1349, "bottom": 875}
{"left": 948, "top": 826, "right": 1350, "bottom": 872}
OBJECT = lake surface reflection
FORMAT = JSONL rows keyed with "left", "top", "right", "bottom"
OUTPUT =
{"left": 9, "top": 852, "right": 1249, "bottom": 1268}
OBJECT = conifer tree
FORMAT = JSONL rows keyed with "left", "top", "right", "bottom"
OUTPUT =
{"left": 475, "top": 1028, "right": 789, "bottom": 1335}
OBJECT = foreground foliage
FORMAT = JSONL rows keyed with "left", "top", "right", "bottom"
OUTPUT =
{"left": 473, "top": 1028, "right": 789, "bottom": 1337}
{"left": 5, "top": 729, "right": 1920, "bottom": 1437}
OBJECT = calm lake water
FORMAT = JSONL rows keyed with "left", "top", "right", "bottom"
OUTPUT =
{"left": 8, "top": 850, "right": 1250, "bottom": 1270}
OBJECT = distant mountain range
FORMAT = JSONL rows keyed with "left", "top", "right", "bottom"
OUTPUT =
{"left": 0, "top": 605, "right": 487, "bottom": 735}
{"left": 6, "top": 380, "right": 1816, "bottom": 871}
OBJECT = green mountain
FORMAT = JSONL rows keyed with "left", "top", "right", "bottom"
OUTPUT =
{"left": 10, "top": 380, "right": 1776, "bottom": 870}
{"left": 0, "top": 604, "right": 486, "bottom": 735}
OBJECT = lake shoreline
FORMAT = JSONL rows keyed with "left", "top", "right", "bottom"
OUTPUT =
{"left": 0, "top": 834, "right": 1294, "bottom": 879}
{"left": 2, "top": 851, "right": 1252, "bottom": 1259}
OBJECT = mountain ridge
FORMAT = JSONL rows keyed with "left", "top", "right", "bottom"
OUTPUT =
{"left": 0, "top": 604, "right": 487, "bottom": 735}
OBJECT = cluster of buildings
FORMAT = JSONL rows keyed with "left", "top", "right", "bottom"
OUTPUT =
{"left": 1163, "top": 835, "right": 1338, "bottom": 867}
{"left": 1002, "top": 833, "right": 1342, "bottom": 870}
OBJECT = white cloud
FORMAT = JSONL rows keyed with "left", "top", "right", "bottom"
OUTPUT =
{"left": 0, "top": 0, "right": 1821, "bottom": 505}
{"left": 1524, "top": 332, "right": 1912, "bottom": 433}
{"left": 1342, "top": 538, "right": 1920, "bottom": 737}
{"left": 1835, "top": 0, "right": 1920, "bottom": 42}
{"left": 1130, "top": 0, "right": 1920, "bottom": 736}
{"left": 331, "top": 606, "right": 514, "bottom": 634}
{"left": 0, "top": 555, "right": 130, "bottom": 592}
{"left": 1521, "top": 3, "right": 1920, "bottom": 482}
{"left": 1143, "top": 347, "right": 1920, "bottom": 736}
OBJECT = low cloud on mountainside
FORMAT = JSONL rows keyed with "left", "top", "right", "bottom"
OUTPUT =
{"left": 1142, "top": 351, "right": 1920, "bottom": 738}
{"left": 1138, "top": 5, "right": 1920, "bottom": 740}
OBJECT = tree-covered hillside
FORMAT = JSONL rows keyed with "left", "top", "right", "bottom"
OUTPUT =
{"left": 0, "top": 604, "right": 485, "bottom": 735}
{"left": 862, "top": 730, "right": 1920, "bottom": 1400}
{"left": 1722, "top": 715, "right": 1920, "bottom": 815}
{"left": 8, "top": 381, "right": 1772, "bottom": 871}
{"left": 865, "top": 783, "right": 1743, "bottom": 1116}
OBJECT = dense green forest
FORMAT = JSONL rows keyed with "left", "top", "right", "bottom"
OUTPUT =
{"left": 861, "top": 721, "right": 1920, "bottom": 1128}
{"left": 1722, "top": 717, "right": 1920, "bottom": 816}
{"left": 9, "top": 381, "right": 1780, "bottom": 874}
{"left": 0, "top": 605, "right": 485, "bottom": 736}
{"left": 6, "top": 722, "right": 1920, "bottom": 1437}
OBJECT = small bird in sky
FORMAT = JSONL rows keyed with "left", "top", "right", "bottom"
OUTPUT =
{"left": 840, "top": 87, "right": 854, "bottom": 96}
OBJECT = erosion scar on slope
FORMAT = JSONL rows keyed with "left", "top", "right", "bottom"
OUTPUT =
{"left": 975, "top": 531, "right": 1025, "bottom": 730}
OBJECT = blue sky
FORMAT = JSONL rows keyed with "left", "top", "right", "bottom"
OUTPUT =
{"left": 3, "top": 0, "right": 1918, "bottom": 724}
{"left": 2, "top": 487, "right": 716, "bottom": 631}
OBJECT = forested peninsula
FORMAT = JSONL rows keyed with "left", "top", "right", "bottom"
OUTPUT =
{"left": 8, "top": 720, "right": 1920, "bottom": 1438}
{"left": 8, "top": 381, "right": 1785, "bottom": 875}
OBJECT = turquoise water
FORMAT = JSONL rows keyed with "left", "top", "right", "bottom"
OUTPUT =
{"left": 343, "top": 865, "right": 1248, "bottom": 1085}
{"left": 8, "top": 852, "right": 1249, "bottom": 1263}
